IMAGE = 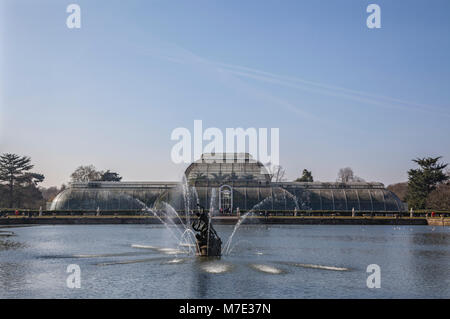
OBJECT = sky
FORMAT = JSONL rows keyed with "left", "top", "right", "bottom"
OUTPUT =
{"left": 0, "top": 0, "right": 449, "bottom": 187}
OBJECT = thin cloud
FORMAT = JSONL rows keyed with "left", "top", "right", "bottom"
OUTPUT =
{"left": 142, "top": 41, "right": 449, "bottom": 120}
{"left": 215, "top": 62, "right": 450, "bottom": 118}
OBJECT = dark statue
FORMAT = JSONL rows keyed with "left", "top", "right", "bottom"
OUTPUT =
{"left": 192, "top": 204, "right": 222, "bottom": 256}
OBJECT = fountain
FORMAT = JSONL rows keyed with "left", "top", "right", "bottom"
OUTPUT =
{"left": 192, "top": 203, "right": 222, "bottom": 257}
{"left": 132, "top": 180, "right": 223, "bottom": 257}
{"left": 222, "top": 196, "right": 273, "bottom": 255}
{"left": 132, "top": 175, "right": 304, "bottom": 258}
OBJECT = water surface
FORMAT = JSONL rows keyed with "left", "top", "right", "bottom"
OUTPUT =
{"left": 0, "top": 224, "right": 448, "bottom": 298}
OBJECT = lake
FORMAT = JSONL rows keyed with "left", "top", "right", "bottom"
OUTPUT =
{"left": 0, "top": 224, "right": 449, "bottom": 298}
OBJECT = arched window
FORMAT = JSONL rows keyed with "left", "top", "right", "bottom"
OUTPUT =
{"left": 219, "top": 185, "right": 233, "bottom": 214}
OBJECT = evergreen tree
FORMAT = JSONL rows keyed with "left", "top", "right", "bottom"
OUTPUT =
{"left": 296, "top": 169, "right": 314, "bottom": 182}
{"left": 100, "top": 170, "right": 122, "bottom": 182}
{"left": 0, "top": 153, "right": 44, "bottom": 208}
{"left": 406, "top": 156, "right": 448, "bottom": 209}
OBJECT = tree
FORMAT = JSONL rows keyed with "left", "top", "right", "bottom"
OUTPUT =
{"left": 100, "top": 170, "right": 122, "bottom": 182}
{"left": 406, "top": 156, "right": 448, "bottom": 209}
{"left": 269, "top": 165, "right": 286, "bottom": 182}
{"left": 337, "top": 167, "right": 365, "bottom": 183}
{"left": 426, "top": 184, "right": 450, "bottom": 211}
{"left": 295, "top": 169, "right": 314, "bottom": 182}
{"left": 40, "top": 184, "right": 66, "bottom": 203}
{"left": 387, "top": 182, "right": 408, "bottom": 202}
{"left": 193, "top": 172, "right": 207, "bottom": 180}
{"left": 0, "top": 153, "right": 44, "bottom": 208}
{"left": 70, "top": 165, "right": 102, "bottom": 182}
{"left": 211, "top": 172, "right": 230, "bottom": 183}
{"left": 240, "top": 174, "right": 255, "bottom": 181}
{"left": 15, "top": 173, "right": 45, "bottom": 208}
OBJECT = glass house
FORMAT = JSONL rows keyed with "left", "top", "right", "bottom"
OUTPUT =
{"left": 50, "top": 153, "right": 406, "bottom": 212}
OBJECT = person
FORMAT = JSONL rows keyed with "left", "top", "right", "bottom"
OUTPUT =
{"left": 15, "top": 209, "right": 19, "bottom": 216}
{"left": 431, "top": 211, "right": 435, "bottom": 217}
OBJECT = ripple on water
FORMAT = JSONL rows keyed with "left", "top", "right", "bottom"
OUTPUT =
{"left": 250, "top": 264, "right": 284, "bottom": 274}
{"left": 158, "top": 248, "right": 185, "bottom": 255}
{"left": 201, "top": 263, "right": 232, "bottom": 274}
{"left": 131, "top": 244, "right": 157, "bottom": 249}
{"left": 0, "top": 231, "right": 15, "bottom": 237}
{"left": 165, "top": 258, "right": 185, "bottom": 264}
{"left": 131, "top": 245, "right": 185, "bottom": 255}
{"left": 282, "top": 262, "right": 349, "bottom": 271}
{"left": 95, "top": 257, "right": 170, "bottom": 266}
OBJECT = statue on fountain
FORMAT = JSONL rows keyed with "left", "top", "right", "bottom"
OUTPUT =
{"left": 192, "top": 204, "right": 222, "bottom": 257}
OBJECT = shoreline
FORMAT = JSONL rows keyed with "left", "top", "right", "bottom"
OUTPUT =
{"left": 0, "top": 215, "right": 445, "bottom": 226}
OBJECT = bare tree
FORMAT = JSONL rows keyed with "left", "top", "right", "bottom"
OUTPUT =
{"left": 70, "top": 165, "right": 102, "bottom": 182}
{"left": 269, "top": 165, "right": 286, "bottom": 182}
{"left": 337, "top": 167, "right": 365, "bottom": 183}
{"left": 337, "top": 167, "right": 354, "bottom": 183}
{"left": 39, "top": 184, "right": 66, "bottom": 202}
{"left": 387, "top": 182, "right": 408, "bottom": 201}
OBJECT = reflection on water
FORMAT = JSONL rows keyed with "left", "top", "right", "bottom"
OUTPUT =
{"left": 407, "top": 231, "right": 450, "bottom": 292}
{"left": 411, "top": 232, "right": 450, "bottom": 246}
{"left": 0, "top": 225, "right": 449, "bottom": 298}
{"left": 0, "top": 263, "right": 28, "bottom": 292}
{"left": 0, "top": 230, "right": 23, "bottom": 251}
{"left": 0, "top": 240, "right": 26, "bottom": 251}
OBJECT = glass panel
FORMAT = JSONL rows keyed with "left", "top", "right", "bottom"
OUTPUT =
{"left": 358, "top": 189, "right": 373, "bottom": 211}
{"left": 371, "top": 189, "right": 385, "bottom": 211}
{"left": 333, "top": 189, "right": 347, "bottom": 210}
{"left": 345, "top": 189, "right": 360, "bottom": 211}
{"left": 320, "top": 190, "right": 333, "bottom": 210}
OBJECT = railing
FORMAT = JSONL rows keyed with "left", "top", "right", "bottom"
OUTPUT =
{"left": 0, "top": 208, "right": 447, "bottom": 218}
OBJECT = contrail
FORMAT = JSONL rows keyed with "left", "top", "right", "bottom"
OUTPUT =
{"left": 215, "top": 62, "right": 449, "bottom": 117}
{"left": 143, "top": 41, "right": 449, "bottom": 118}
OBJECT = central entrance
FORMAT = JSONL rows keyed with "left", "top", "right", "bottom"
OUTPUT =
{"left": 219, "top": 185, "right": 233, "bottom": 214}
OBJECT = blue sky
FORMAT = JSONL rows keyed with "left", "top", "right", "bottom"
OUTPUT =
{"left": 1, "top": 0, "right": 449, "bottom": 187}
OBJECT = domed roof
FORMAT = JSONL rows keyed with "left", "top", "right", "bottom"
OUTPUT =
{"left": 184, "top": 153, "right": 271, "bottom": 183}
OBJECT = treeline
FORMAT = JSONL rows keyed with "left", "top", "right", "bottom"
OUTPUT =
{"left": 1, "top": 153, "right": 449, "bottom": 210}
{"left": 0, "top": 153, "right": 121, "bottom": 209}
{"left": 387, "top": 157, "right": 449, "bottom": 211}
